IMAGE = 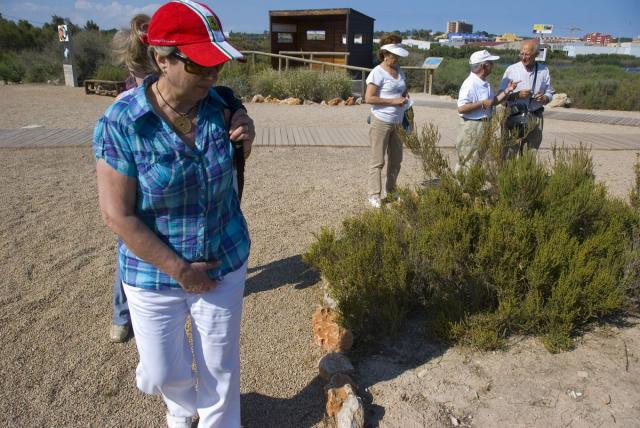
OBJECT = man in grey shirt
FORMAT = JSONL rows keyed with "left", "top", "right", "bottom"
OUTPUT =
{"left": 500, "top": 40, "right": 554, "bottom": 155}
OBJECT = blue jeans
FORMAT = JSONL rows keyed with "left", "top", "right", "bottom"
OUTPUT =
{"left": 112, "top": 264, "right": 130, "bottom": 326}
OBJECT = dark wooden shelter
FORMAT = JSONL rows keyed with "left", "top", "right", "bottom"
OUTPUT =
{"left": 269, "top": 8, "right": 374, "bottom": 70}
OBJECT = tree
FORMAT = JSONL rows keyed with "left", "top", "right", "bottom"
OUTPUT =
{"left": 84, "top": 20, "right": 99, "bottom": 31}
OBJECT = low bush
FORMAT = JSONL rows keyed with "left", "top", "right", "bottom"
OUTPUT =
{"left": 247, "top": 68, "right": 352, "bottom": 101}
{"left": 305, "top": 119, "right": 640, "bottom": 352}
{"left": 0, "top": 52, "right": 25, "bottom": 83}
{"left": 94, "top": 64, "right": 127, "bottom": 81}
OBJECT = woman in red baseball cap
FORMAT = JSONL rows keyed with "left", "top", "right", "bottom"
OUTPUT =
{"left": 94, "top": 2, "right": 252, "bottom": 426}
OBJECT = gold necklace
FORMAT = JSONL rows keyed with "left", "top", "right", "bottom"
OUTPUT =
{"left": 155, "top": 82, "right": 198, "bottom": 134}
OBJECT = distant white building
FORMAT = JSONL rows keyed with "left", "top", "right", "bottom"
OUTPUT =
{"left": 402, "top": 38, "right": 433, "bottom": 50}
{"left": 563, "top": 44, "right": 640, "bottom": 58}
{"left": 373, "top": 38, "right": 433, "bottom": 50}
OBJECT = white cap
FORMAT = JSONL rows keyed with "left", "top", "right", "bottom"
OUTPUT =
{"left": 469, "top": 50, "right": 500, "bottom": 65}
{"left": 380, "top": 43, "right": 409, "bottom": 57}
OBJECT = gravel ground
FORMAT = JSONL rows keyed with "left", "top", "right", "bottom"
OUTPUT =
{"left": 0, "top": 84, "right": 638, "bottom": 427}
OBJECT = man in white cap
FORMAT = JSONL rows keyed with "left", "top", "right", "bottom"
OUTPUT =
{"left": 455, "top": 50, "right": 518, "bottom": 171}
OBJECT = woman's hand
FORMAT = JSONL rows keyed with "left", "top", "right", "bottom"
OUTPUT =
{"left": 176, "top": 260, "right": 220, "bottom": 293}
{"left": 390, "top": 97, "right": 407, "bottom": 106}
{"left": 224, "top": 109, "right": 255, "bottom": 159}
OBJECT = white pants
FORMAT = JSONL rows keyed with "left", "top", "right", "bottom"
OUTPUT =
{"left": 123, "top": 261, "right": 247, "bottom": 428}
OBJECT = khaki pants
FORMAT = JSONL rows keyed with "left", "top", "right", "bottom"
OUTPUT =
{"left": 455, "top": 119, "right": 486, "bottom": 171}
{"left": 368, "top": 116, "right": 403, "bottom": 197}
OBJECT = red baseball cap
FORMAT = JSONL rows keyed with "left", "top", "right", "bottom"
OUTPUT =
{"left": 146, "top": 0, "right": 244, "bottom": 67}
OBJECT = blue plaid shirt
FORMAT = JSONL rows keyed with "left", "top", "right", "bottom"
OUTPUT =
{"left": 93, "top": 76, "right": 250, "bottom": 289}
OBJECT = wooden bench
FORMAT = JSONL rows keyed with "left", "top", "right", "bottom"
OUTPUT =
{"left": 84, "top": 79, "right": 126, "bottom": 97}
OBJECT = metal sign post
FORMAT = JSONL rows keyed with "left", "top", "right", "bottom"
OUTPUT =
{"left": 421, "top": 57, "right": 443, "bottom": 94}
{"left": 532, "top": 24, "right": 553, "bottom": 62}
{"left": 58, "top": 25, "right": 77, "bottom": 87}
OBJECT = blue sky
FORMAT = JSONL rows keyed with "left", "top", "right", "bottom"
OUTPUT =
{"left": 2, "top": 0, "right": 639, "bottom": 37}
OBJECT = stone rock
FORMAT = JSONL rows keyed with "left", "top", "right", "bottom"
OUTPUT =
{"left": 325, "top": 373, "right": 356, "bottom": 392}
{"left": 320, "top": 100, "right": 327, "bottom": 106}
{"left": 281, "top": 97, "right": 303, "bottom": 105}
{"left": 355, "top": 97, "right": 363, "bottom": 105}
{"left": 327, "top": 97, "right": 344, "bottom": 106}
{"left": 319, "top": 352, "right": 354, "bottom": 381}
{"left": 304, "top": 99, "right": 316, "bottom": 105}
{"left": 335, "top": 384, "right": 364, "bottom": 428}
{"left": 547, "top": 93, "right": 571, "bottom": 108}
{"left": 312, "top": 307, "right": 353, "bottom": 352}
{"left": 325, "top": 379, "right": 360, "bottom": 418}
{"left": 251, "top": 94, "right": 265, "bottom": 103}
{"left": 325, "top": 376, "right": 356, "bottom": 417}
{"left": 345, "top": 96, "right": 356, "bottom": 106}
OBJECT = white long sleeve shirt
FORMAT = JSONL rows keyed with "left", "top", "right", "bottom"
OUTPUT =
{"left": 500, "top": 61, "right": 554, "bottom": 112}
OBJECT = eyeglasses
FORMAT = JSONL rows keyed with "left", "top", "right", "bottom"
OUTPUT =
{"left": 171, "top": 51, "right": 222, "bottom": 76}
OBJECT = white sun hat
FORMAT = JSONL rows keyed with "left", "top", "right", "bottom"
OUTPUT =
{"left": 380, "top": 43, "right": 409, "bottom": 57}
{"left": 469, "top": 50, "right": 500, "bottom": 65}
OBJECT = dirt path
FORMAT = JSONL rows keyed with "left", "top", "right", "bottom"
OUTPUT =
{"left": 0, "top": 84, "right": 638, "bottom": 427}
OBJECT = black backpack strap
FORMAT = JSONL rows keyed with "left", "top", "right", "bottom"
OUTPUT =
{"left": 528, "top": 62, "right": 538, "bottom": 109}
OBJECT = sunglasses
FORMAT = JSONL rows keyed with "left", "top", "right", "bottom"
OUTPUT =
{"left": 171, "top": 51, "right": 222, "bottom": 76}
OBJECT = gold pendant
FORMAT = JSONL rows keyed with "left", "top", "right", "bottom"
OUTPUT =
{"left": 173, "top": 115, "right": 192, "bottom": 134}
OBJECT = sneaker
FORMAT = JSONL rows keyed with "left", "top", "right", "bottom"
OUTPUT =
{"left": 368, "top": 195, "right": 381, "bottom": 208}
{"left": 166, "top": 414, "right": 193, "bottom": 428}
{"left": 109, "top": 323, "right": 129, "bottom": 343}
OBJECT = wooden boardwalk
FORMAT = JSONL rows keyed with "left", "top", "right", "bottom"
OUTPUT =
{"left": 0, "top": 126, "right": 638, "bottom": 150}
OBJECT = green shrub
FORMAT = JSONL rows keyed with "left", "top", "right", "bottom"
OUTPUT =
{"left": 304, "top": 210, "right": 413, "bottom": 341}
{"left": 250, "top": 69, "right": 286, "bottom": 98}
{"left": 305, "top": 123, "right": 640, "bottom": 353}
{"left": 94, "top": 63, "right": 127, "bottom": 81}
{"left": 0, "top": 53, "right": 25, "bottom": 83}
{"left": 219, "top": 61, "right": 263, "bottom": 98}
{"left": 318, "top": 70, "right": 352, "bottom": 100}
{"left": 71, "top": 29, "right": 112, "bottom": 83}
{"left": 248, "top": 68, "right": 352, "bottom": 101}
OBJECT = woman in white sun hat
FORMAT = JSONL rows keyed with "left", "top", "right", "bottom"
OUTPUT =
{"left": 93, "top": 1, "right": 252, "bottom": 426}
{"left": 364, "top": 33, "right": 410, "bottom": 208}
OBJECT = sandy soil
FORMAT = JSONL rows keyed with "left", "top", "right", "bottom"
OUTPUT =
{"left": 0, "top": 84, "right": 638, "bottom": 427}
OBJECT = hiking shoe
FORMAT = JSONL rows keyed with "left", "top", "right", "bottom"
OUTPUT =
{"left": 368, "top": 195, "right": 381, "bottom": 208}
{"left": 109, "top": 323, "right": 129, "bottom": 343}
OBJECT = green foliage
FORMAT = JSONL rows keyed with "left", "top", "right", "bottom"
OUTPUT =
{"left": 305, "top": 123, "right": 640, "bottom": 353}
{"left": 0, "top": 52, "right": 26, "bottom": 83}
{"left": 551, "top": 64, "right": 640, "bottom": 111}
{"left": 94, "top": 64, "right": 127, "bottom": 81}
{"left": 304, "top": 211, "right": 413, "bottom": 341}
{"left": 248, "top": 68, "right": 352, "bottom": 101}
{"left": 72, "top": 30, "right": 113, "bottom": 83}
{"left": 19, "top": 41, "right": 63, "bottom": 82}
{"left": 630, "top": 155, "right": 640, "bottom": 209}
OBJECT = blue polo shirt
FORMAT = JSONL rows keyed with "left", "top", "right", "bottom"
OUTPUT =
{"left": 93, "top": 76, "right": 250, "bottom": 289}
